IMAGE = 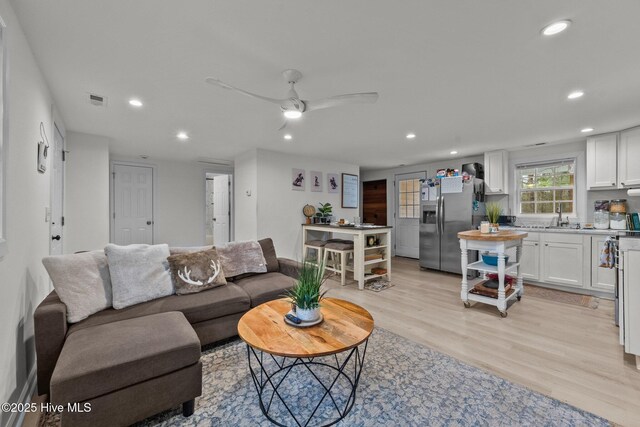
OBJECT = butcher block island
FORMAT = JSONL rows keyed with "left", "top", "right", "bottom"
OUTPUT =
{"left": 458, "top": 230, "right": 528, "bottom": 317}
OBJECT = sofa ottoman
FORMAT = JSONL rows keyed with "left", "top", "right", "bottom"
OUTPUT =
{"left": 50, "top": 311, "right": 202, "bottom": 427}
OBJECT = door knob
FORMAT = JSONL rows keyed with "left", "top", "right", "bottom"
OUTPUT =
{"left": 52, "top": 235, "right": 61, "bottom": 241}
{"left": 146, "top": 221, "right": 152, "bottom": 225}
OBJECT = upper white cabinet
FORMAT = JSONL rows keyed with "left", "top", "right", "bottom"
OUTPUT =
{"left": 586, "top": 133, "right": 618, "bottom": 190}
{"left": 484, "top": 150, "right": 509, "bottom": 195}
{"left": 618, "top": 127, "right": 640, "bottom": 188}
{"left": 586, "top": 126, "right": 640, "bottom": 190}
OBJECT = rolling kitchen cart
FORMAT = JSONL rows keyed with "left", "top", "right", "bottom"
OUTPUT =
{"left": 458, "top": 230, "right": 527, "bottom": 317}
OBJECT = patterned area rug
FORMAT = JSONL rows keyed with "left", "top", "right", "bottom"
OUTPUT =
{"left": 524, "top": 284, "right": 600, "bottom": 309}
{"left": 40, "top": 328, "right": 608, "bottom": 427}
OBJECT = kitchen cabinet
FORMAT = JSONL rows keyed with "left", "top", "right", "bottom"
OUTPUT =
{"left": 591, "top": 235, "right": 616, "bottom": 292}
{"left": 586, "top": 126, "right": 640, "bottom": 190}
{"left": 586, "top": 133, "right": 618, "bottom": 190}
{"left": 618, "top": 126, "right": 640, "bottom": 188}
{"left": 541, "top": 234, "right": 585, "bottom": 288}
{"left": 519, "top": 232, "right": 540, "bottom": 281}
{"left": 484, "top": 150, "right": 509, "bottom": 195}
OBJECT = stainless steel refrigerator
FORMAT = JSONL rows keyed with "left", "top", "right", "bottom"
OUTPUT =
{"left": 419, "top": 177, "right": 485, "bottom": 274}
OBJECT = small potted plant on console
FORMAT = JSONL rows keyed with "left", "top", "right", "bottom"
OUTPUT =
{"left": 316, "top": 202, "right": 333, "bottom": 224}
{"left": 485, "top": 202, "right": 502, "bottom": 232}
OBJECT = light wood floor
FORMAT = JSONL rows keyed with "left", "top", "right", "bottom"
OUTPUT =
{"left": 324, "top": 257, "right": 640, "bottom": 427}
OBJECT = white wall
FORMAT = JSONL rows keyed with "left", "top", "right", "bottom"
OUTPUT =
{"left": 233, "top": 148, "right": 359, "bottom": 259}
{"left": 110, "top": 156, "right": 232, "bottom": 247}
{"left": 65, "top": 132, "right": 110, "bottom": 253}
{"left": 361, "top": 154, "right": 483, "bottom": 253}
{"left": 233, "top": 149, "right": 258, "bottom": 241}
{"left": 0, "top": 1, "right": 57, "bottom": 424}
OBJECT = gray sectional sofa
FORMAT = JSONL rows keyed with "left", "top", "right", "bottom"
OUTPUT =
{"left": 34, "top": 238, "right": 299, "bottom": 426}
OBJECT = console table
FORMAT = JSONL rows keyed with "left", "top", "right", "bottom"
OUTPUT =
{"left": 458, "top": 230, "right": 527, "bottom": 317}
{"left": 302, "top": 224, "right": 392, "bottom": 290}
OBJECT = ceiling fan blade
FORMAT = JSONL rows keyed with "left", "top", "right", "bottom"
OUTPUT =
{"left": 304, "top": 92, "right": 379, "bottom": 112}
{"left": 205, "top": 77, "right": 283, "bottom": 104}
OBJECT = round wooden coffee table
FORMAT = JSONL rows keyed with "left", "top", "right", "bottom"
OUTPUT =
{"left": 238, "top": 297, "right": 374, "bottom": 427}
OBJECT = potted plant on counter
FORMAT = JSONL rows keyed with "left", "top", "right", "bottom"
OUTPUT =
{"left": 285, "top": 261, "right": 327, "bottom": 322}
{"left": 485, "top": 202, "right": 502, "bottom": 231}
{"left": 316, "top": 202, "right": 333, "bottom": 224}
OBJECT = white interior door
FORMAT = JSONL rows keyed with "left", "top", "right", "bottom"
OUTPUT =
{"left": 213, "top": 175, "right": 230, "bottom": 245}
{"left": 50, "top": 124, "right": 65, "bottom": 255}
{"left": 395, "top": 172, "right": 426, "bottom": 258}
{"left": 113, "top": 164, "right": 153, "bottom": 245}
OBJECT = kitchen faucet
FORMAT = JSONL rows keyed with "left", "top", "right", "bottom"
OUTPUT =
{"left": 556, "top": 205, "right": 569, "bottom": 227}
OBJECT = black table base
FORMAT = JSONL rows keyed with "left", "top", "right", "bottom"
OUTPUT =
{"left": 246, "top": 340, "right": 369, "bottom": 427}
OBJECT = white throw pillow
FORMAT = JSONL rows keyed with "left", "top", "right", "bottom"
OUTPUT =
{"left": 42, "top": 250, "right": 112, "bottom": 323}
{"left": 105, "top": 243, "right": 174, "bottom": 309}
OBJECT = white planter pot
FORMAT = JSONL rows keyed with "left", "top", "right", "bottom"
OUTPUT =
{"left": 295, "top": 307, "right": 320, "bottom": 322}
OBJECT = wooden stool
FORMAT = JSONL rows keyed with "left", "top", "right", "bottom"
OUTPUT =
{"left": 322, "top": 241, "right": 354, "bottom": 286}
{"left": 303, "top": 240, "right": 327, "bottom": 265}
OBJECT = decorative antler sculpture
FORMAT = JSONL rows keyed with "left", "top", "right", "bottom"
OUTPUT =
{"left": 178, "top": 260, "right": 222, "bottom": 286}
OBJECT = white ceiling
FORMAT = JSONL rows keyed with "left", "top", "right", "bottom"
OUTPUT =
{"left": 11, "top": 0, "right": 640, "bottom": 169}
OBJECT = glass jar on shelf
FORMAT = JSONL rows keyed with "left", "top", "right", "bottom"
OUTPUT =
{"left": 609, "top": 199, "right": 627, "bottom": 230}
{"left": 593, "top": 200, "right": 610, "bottom": 230}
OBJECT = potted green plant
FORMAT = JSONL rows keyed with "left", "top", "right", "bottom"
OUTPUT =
{"left": 284, "top": 261, "right": 327, "bottom": 322}
{"left": 485, "top": 202, "right": 502, "bottom": 230}
{"left": 317, "top": 202, "right": 333, "bottom": 224}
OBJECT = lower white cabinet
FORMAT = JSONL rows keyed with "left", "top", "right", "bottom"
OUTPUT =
{"left": 520, "top": 233, "right": 540, "bottom": 281}
{"left": 541, "top": 238, "right": 584, "bottom": 288}
{"left": 591, "top": 236, "right": 617, "bottom": 292}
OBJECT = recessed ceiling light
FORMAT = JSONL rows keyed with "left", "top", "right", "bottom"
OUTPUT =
{"left": 581, "top": 127, "right": 594, "bottom": 133}
{"left": 567, "top": 90, "right": 584, "bottom": 99}
{"left": 177, "top": 131, "right": 189, "bottom": 140}
{"left": 284, "top": 134, "right": 292, "bottom": 140}
{"left": 450, "top": 151, "right": 458, "bottom": 155}
{"left": 128, "top": 98, "right": 143, "bottom": 107}
{"left": 284, "top": 111, "right": 302, "bottom": 119}
{"left": 406, "top": 133, "right": 416, "bottom": 139}
{"left": 541, "top": 20, "right": 571, "bottom": 36}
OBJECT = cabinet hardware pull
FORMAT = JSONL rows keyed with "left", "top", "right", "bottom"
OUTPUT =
{"left": 621, "top": 182, "right": 625, "bottom": 186}
{"left": 545, "top": 243, "right": 549, "bottom": 246}
{"left": 612, "top": 183, "right": 616, "bottom": 186}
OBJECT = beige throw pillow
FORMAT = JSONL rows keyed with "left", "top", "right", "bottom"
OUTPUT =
{"left": 167, "top": 248, "right": 227, "bottom": 295}
{"left": 105, "top": 243, "right": 174, "bottom": 309}
{"left": 42, "top": 250, "right": 112, "bottom": 323}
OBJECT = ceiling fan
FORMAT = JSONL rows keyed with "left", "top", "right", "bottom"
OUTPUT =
{"left": 205, "top": 69, "right": 378, "bottom": 129}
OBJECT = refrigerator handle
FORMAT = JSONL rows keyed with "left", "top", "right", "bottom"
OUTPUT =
{"left": 435, "top": 195, "right": 440, "bottom": 235}
{"left": 440, "top": 195, "right": 445, "bottom": 234}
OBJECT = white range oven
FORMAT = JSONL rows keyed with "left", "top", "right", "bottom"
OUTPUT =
{"left": 618, "top": 234, "right": 640, "bottom": 369}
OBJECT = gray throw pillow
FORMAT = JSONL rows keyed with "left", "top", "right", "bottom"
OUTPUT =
{"left": 42, "top": 251, "right": 112, "bottom": 323}
{"left": 105, "top": 243, "right": 174, "bottom": 309}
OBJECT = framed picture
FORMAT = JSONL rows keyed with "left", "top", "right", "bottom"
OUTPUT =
{"left": 327, "top": 173, "right": 339, "bottom": 194}
{"left": 310, "top": 171, "right": 322, "bottom": 192}
{"left": 291, "top": 168, "right": 305, "bottom": 191}
{"left": 342, "top": 173, "right": 358, "bottom": 208}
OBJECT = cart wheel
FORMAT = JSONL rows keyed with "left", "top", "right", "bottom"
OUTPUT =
{"left": 517, "top": 296, "right": 522, "bottom": 301}
{"left": 499, "top": 311, "right": 508, "bottom": 318}
{"left": 463, "top": 301, "right": 471, "bottom": 308}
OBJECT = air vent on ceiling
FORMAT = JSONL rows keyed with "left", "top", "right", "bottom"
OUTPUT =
{"left": 196, "top": 157, "right": 233, "bottom": 166}
{"left": 88, "top": 93, "right": 107, "bottom": 107}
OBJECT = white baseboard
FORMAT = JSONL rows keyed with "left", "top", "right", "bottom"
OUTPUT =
{"left": 5, "top": 365, "right": 37, "bottom": 427}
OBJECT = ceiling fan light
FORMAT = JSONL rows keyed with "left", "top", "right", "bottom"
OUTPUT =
{"left": 284, "top": 110, "right": 302, "bottom": 119}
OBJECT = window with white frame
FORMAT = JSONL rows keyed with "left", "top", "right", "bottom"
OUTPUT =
{"left": 0, "top": 20, "right": 6, "bottom": 257}
{"left": 398, "top": 178, "right": 421, "bottom": 218}
{"left": 516, "top": 159, "right": 576, "bottom": 215}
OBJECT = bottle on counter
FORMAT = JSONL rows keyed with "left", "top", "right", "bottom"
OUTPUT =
{"left": 594, "top": 200, "right": 610, "bottom": 230}
{"left": 610, "top": 199, "right": 627, "bottom": 230}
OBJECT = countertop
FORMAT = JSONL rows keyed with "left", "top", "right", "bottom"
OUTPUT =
{"left": 302, "top": 223, "right": 393, "bottom": 230}
{"left": 499, "top": 226, "right": 639, "bottom": 236}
